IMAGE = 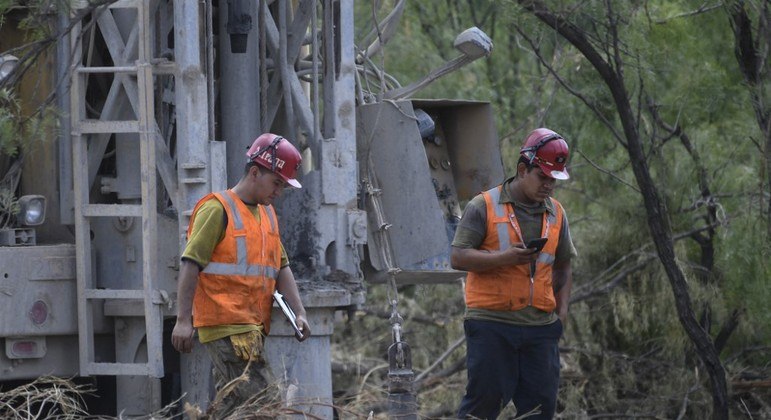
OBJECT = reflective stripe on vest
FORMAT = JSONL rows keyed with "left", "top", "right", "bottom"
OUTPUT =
{"left": 191, "top": 190, "right": 281, "bottom": 331}
{"left": 488, "top": 187, "right": 511, "bottom": 250}
{"left": 464, "top": 185, "right": 564, "bottom": 312}
{"left": 201, "top": 192, "right": 279, "bottom": 279}
{"left": 488, "top": 186, "right": 557, "bottom": 268}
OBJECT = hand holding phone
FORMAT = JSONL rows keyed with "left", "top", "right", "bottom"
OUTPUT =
{"left": 525, "top": 237, "right": 548, "bottom": 253}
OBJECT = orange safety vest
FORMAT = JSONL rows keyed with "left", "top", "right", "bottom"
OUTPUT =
{"left": 465, "top": 185, "right": 564, "bottom": 313}
{"left": 190, "top": 190, "right": 282, "bottom": 333}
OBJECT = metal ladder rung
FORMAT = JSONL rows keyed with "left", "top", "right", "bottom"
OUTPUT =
{"left": 83, "top": 204, "right": 143, "bottom": 218}
{"left": 85, "top": 362, "right": 157, "bottom": 377}
{"left": 83, "top": 289, "right": 144, "bottom": 300}
{"left": 180, "top": 162, "right": 207, "bottom": 170}
{"left": 77, "top": 66, "right": 139, "bottom": 74}
{"left": 107, "top": 0, "right": 142, "bottom": 9}
{"left": 71, "top": 0, "right": 165, "bottom": 381}
{"left": 78, "top": 120, "right": 139, "bottom": 134}
{"left": 182, "top": 177, "right": 207, "bottom": 184}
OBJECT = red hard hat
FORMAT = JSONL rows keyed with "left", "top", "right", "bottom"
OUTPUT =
{"left": 520, "top": 128, "right": 570, "bottom": 180}
{"left": 246, "top": 133, "right": 303, "bottom": 188}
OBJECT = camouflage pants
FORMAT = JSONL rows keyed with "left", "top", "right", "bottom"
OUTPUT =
{"left": 203, "top": 335, "right": 277, "bottom": 418}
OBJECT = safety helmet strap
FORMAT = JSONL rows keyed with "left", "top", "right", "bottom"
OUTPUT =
{"left": 248, "top": 136, "right": 284, "bottom": 172}
{"left": 521, "top": 133, "right": 562, "bottom": 165}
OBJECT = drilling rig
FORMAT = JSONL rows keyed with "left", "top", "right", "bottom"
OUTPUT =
{"left": 0, "top": 1, "right": 502, "bottom": 417}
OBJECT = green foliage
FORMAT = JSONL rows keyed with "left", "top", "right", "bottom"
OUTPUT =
{"left": 0, "top": 84, "right": 57, "bottom": 178}
{"left": 347, "top": 0, "right": 770, "bottom": 417}
{"left": 0, "top": 187, "right": 20, "bottom": 228}
{"left": 0, "top": 88, "right": 22, "bottom": 157}
{"left": 716, "top": 215, "right": 771, "bottom": 359}
{"left": 0, "top": 88, "right": 53, "bottom": 160}
{"left": 0, "top": 2, "right": 60, "bottom": 227}
{"left": 1, "top": 0, "right": 61, "bottom": 42}
{"left": 331, "top": 281, "right": 470, "bottom": 417}
{"left": 0, "top": 0, "right": 765, "bottom": 417}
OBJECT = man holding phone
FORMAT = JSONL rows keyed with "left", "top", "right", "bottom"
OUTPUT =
{"left": 451, "top": 128, "right": 576, "bottom": 419}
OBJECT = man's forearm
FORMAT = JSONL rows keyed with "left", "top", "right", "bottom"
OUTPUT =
{"left": 451, "top": 246, "right": 536, "bottom": 272}
{"left": 176, "top": 260, "right": 201, "bottom": 321}
{"left": 276, "top": 266, "right": 306, "bottom": 317}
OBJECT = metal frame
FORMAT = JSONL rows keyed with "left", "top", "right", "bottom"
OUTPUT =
{"left": 250, "top": 0, "right": 361, "bottom": 283}
{"left": 62, "top": 0, "right": 363, "bottom": 414}
{"left": 70, "top": 0, "right": 163, "bottom": 378}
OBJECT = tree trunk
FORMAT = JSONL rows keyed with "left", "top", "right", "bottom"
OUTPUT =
{"left": 727, "top": 1, "right": 771, "bottom": 241}
{"left": 517, "top": 1, "right": 729, "bottom": 418}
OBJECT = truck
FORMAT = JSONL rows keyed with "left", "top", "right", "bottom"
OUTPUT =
{"left": 0, "top": 1, "right": 503, "bottom": 417}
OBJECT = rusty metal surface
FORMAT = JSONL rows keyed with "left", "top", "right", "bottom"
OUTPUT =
{"left": 411, "top": 99, "right": 505, "bottom": 199}
{"left": 357, "top": 100, "right": 450, "bottom": 270}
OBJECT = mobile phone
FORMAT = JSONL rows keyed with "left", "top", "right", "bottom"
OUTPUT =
{"left": 525, "top": 237, "right": 548, "bottom": 253}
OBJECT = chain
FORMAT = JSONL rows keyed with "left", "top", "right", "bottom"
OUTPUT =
{"left": 363, "top": 170, "right": 407, "bottom": 367}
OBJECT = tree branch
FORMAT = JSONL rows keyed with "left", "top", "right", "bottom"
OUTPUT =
{"left": 513, "top": 4, "right": 730, "bottom": 415}
{"left": 713, "top": 308, "right": 743, "bottom": 354}
{"left": 575, "top": 149, "right": 640, "bottom": 192}
{"left": 414, "top": 336, "right": 465, "bottom": 383}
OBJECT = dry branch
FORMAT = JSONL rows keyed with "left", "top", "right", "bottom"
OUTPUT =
{"left": 0, "top": 376, "right": 91, "bottom": 420}
{"left": 731, "top": 380, "right": 771, "bottom": 390}
{"left": 414, "top": 336, "right": 465, "bottom": 383}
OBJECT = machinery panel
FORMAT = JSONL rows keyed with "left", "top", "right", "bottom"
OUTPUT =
{"left": 412, "top": 99, "right": 504, "bottom": 201}
{"left": 359, "top": 100, "right": 504, "bottom": 283}
{"left": 357, "top": 100, "right": 450, "bottom": 271}
{"left": 0, "top": 245, "right": 78, "bottom": 336}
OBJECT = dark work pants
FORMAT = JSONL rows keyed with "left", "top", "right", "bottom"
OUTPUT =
{"left": 457, "top": 319, "right": 563, "bottom": 420}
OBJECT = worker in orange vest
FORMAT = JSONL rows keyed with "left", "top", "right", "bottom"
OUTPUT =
{"left": 452, "top": 128, "right": 576, "bottom": 419}
{"left": 172, "top": 133, "right": 311, "bottom": 417}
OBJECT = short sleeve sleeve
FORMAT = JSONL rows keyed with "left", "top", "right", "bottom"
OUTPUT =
{"left": 182, "top": 199, "right": 226, "bottom": 268}
{"left": 451, "top": 194, "right": 488, "bottom": 249}
{"left": 554, "top": 206, "right": 577, "bottom": 264}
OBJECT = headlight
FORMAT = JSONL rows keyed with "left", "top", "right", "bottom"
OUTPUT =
{"left": 18, "top": 195, "right": 46, "bottom": 226}
{"left": 0, "top": 54, "right": 19, "bottom": 83}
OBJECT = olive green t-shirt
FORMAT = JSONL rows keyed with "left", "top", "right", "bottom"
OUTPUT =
{"left": 452, "top": 176, "right": 577, "bottom": 326}
{"left": 182, "top": 197, "right": 289, "bottom": 343}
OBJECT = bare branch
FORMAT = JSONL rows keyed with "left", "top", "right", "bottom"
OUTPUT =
{"left": 570, "top": 255, "right": 656, "bottom": 303}
{"left": 654, "top": 2, "right": 723, "bottom": 24}
{"left": 676, "top": 384, "right": 702, "bottom": 420}
{"left": 414, "top": 335, "right": 465, "bottom": 383}
{"left": 414, "top": 356, "right": 465, "bottom": 392}
{"left": 713, "top": 308, "right": 743, "bottom": 354}
{"left": 575, "top": 149, "right": 640, "bottom": 192}
{"left": 513, "top": 24, "right": 628, "bottom": 147}
{"left": 725, "top": 345, "right": 771, "bottom": 364}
